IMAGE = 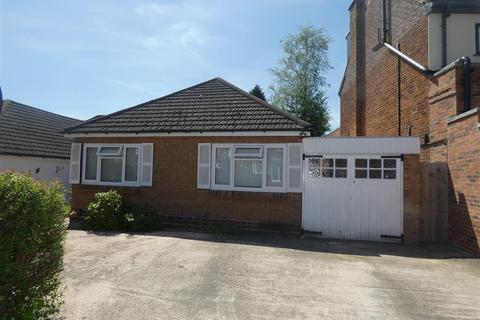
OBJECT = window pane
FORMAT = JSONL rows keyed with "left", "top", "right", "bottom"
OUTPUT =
{"left": 266, "top": 148, "right": 284, "bottom": 187}
{"left": 234, "top": 147, "right": 263, "bottom": 159}
{"left": 335, "top": 158, "right": 347, "bottom": 168}
{"left": 234, "top": 160, "right": 262, "bottom": 188}
{"left": 215, "top": 148, "right": 231, "bottom": 185}
{"left": 383, "top": 159, "right": 396, "bottom": 168}
{"left": 355, "top": 159, "right": 367, "bottom": 168}
{"left": 369, "top": 159, "right": 381, "bottom": 168}
{"left": 100, "top": 158, "right": 122, "bottom": 182}
{"left": 98, "top": 146, "right": 123, "bottom": 156}
{"left": 125, "top": 147, "right": 139, "bottom": 182}
{"left": 384, "top": 170, "right": 397, "bottom": 179}
{"left": 308, "top": 158, "right": 322, "bottom": 178}
{"left": 322, "top": 169, "right": 334, "bottom": 178}
{"left": 322, "top": 158, "right": 334, "bottom": 168}
{"left": 335, "top": 169, "right": 347, "bottom": 178}
{"left": 355, "top": 169, "right": 367, "bottom": 178}
{"left": 369, "top": 169, "right": 382, "bottom": 179}
{"left": 85, "top": 147, "right": 98, "bottom": 180}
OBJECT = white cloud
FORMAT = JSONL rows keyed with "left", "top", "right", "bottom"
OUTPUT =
{"left": 135, "top": 3, "right": 175, "bottom": 16}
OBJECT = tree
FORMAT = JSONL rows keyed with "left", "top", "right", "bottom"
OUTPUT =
{"left": 249, "top": 84, "right": 266, "bottom": 101}
{"left": 270, "top": 25, "right": 332, "bottom": 136}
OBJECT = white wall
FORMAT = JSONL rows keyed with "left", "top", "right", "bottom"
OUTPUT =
{"left": 0, "top": 154, "right": 70, "bottom": 189}
{"left": 428, "top": 13, "right": 480, "bottom": 70}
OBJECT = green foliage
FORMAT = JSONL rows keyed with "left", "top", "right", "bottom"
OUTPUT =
{"left": 270, "top": 25, "right": 332, "bottom": 136}
{"left": 249, "top": 84, "right": 267, "bottom": 101}
{"left": 84, "top": 190, "right": 124, "bottom": 230}
{"left": 84, "top": 190, "right": 163, "bottom": 231}
{"left": 0, "top": 172, "right": 68, "bottom": 320}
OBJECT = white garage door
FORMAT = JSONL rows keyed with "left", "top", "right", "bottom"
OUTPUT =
{"left": 302, "top": 154, "right": 403, "bottom": 242}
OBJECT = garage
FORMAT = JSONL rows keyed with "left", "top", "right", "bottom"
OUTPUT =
{"left": 302, "top": 137, "right": 420, "bottom": 242}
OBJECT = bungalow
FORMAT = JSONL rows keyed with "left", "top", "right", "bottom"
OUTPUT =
{"left": 65, "top": 78, "right": 310, "bottom": 227}
{"left": 0, "top": 98, "right": 81, "bottom": 189}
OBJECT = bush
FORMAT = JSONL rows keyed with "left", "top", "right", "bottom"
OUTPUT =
{"left": 84, "top": 190, "right": 163, "bottom": 232}
{"left": 0, "top": 172, "right": 68, "bottom": 319}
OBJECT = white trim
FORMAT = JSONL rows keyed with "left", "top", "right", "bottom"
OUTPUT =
{"left": 69, "top": 143, "right": 81, "bottom": 184}
{"left": 197, "top": 143, "right": 211, "bottom": 189}
{"left": 82, "top": 143, "right": 142, "bottom": 187}
{"left": 303, "top": 137, "right": 420, "bottom": 155}
{"left": 210, "top": 143, "right": 287, "bottom": 193}
{"left": 65, "top": 131, "right": 310, "bottom": 138}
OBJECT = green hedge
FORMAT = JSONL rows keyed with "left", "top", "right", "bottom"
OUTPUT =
{"left": 84, "top": 190, "right": 163, "bottom": 232}
{"left": 0, "top": 172, "right": 68, "bottom": 319}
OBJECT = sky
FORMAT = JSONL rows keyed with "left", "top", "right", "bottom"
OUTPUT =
{"left": 0, "top": 0, "right": 350, "bottom": 129}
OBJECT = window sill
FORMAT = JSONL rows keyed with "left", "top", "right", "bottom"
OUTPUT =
{"left": 207, "top": 189, "right": 290, "bottom": 198}
{"left": 448, "top": 107, "right": 479, "bottom": 124}
{"left": 80, "top": 181, "right": 143, "bottom": 188}
{"left": 208, "top": 186, "right": 288, "bottom": 194}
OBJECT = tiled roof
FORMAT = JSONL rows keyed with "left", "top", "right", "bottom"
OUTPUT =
{"left": 65, "top": 78, "right": 310, "bottom": 134}
{"left": 0, "top": 100, "right": 82, "bottom": 159}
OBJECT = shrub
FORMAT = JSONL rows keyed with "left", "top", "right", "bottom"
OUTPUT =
{"left": 84, "top": 190, "right": 163, "bottom": 231}
{"left": 0, "top": 172, "right": 68, "bottom": 319}
{"left": 83, "top": 190, "right": 125, "bottom": 230}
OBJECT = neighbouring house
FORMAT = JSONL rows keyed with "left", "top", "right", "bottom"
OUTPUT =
{"left": 0, "top": 99, "right": 82, "bottom": 189}
{"left": 327, "top": 128, "right": 341, "bottom": 137}
{"left": 339, "top": 0, "right": 480, "bottom": 252}
{"left": 65, "top": 78, "right": 310, "bottom": 227}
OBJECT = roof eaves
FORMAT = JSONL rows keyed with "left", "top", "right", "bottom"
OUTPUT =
{"left": 425, "top": 1, "right": 480, "bottom": 14}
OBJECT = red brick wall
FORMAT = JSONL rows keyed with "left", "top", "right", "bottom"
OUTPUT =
{"left": 448, "top": 111, "right": 480, "bottom": 252}
{"left": 72, "top": 136, "right": 303, "bottom": 226}
{"left": 340, "top": 1, "right": 359, "bottom": 136}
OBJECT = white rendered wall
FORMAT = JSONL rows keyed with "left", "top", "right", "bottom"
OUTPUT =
{"left": 0, "top": 155, "right": 70, "bottom": 189}
{"left": 429, "top": 13, "right": 480, "bottom": 70}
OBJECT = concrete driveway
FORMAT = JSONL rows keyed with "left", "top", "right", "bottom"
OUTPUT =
{"left": 63, "top": 230, "right": 480, "bottom": 320}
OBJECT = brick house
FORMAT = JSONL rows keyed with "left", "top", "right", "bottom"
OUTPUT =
{"left": 65, "top": 78, "right": 309, "bottom": 228}
{"left": 339, "top": 0, "right": 480, "bottom": 252}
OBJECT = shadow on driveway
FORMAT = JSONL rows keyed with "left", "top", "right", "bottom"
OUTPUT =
{"left": 84, "top": 228, "right": 475, "bottom": 260}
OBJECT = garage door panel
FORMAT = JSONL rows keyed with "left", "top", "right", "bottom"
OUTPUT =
{"left": 303, "top": 155, "right": 403, "bottom": 242}
{"left": 304, "top": 183, "right": 349, "bottom": 237}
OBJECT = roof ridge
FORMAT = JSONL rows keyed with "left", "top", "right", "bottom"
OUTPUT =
{"left": 64, "top": 77, "right": 221, "bottom": 133}
{"left": 6, "top": 99, "right": 82, "bottom": 123}
{"left": 214, "top": 77, "right": 311, "bottom": 128}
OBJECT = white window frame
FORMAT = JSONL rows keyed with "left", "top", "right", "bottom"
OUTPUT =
{"left": 211, "top": 144, "right": 287, "bottom": 193}
{"left": 82, "top": 144, "right": 142, "bottom": 187}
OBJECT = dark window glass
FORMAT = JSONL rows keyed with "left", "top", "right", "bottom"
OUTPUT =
{"left": 335, "top": 158, "right": 347, "bottom": 168}
{"left": 335, "top": 169, "right": 348, "bottom": 178}
{"left": 383, "top": 159, "right": 396, "bottom": 168}
{"left": 355, "top": 159, "right": 367, "bottom": 168}
{"left": 369, "top": 169, "right": 382, "bottom": 179}
{"left": 369, "top": 159, "right": 382, "bottom": 168}
{"left": 322, "top": 158, "right": 334, "bottom": 168}
{"left": 384, "top": 170, "right": 397, "bottom": 179}
{"left": 322, "top": 169, "right": 334, "bottom": 178}
{"left": 355, "top": 169, "right": 367, "bottom": 179}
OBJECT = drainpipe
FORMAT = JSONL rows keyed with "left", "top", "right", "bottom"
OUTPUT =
{"left": 382, "top": 0, "right": 388, "bottom": 43}
{"left": 441, "top": 12, "right": 449, "bottom": 68}
{"left": 397, "top": 43, "right": 402, "bottom": 136}
{"left": 461, "top": 57, "right": 472, "bottom": 112}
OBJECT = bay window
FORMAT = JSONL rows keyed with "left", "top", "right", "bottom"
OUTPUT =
{"left": 212, "top": 144, "right": 286, "bottom": 192}
{"left": 83, "top": 144, "right": 141, "bottom": 185}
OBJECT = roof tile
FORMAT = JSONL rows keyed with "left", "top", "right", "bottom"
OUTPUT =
{"left": 65, "top": 78, "right": 310, "bottom": 134}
